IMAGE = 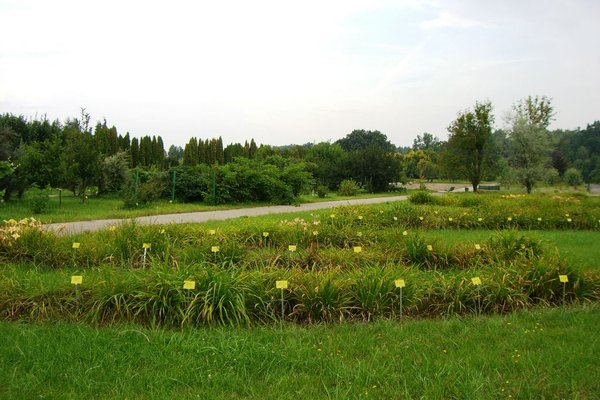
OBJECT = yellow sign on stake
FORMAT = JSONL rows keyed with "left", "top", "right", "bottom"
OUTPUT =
{"left": 72, "top": 242, "right": 80, "bottom": 249}
{"left": 402, "top": 231, "right": 408, "bottom": 236}
{"left": 474, "top": 244, "right": 481, "bottom": 250}
{"left": 183, "top": 280, "right": 196, "bottom": 290}
{"left": 211, "top": 246, "right": 220, "bottom": 253}
{"left": 427, "top": 245, "right": 433, "bottom": 251}
{"left": 208, "top": 229, "right": 216, "bottom": 235}
{"left": 471, "top": 277, "right": 482, "bottom": 286}
{"left": 71, "top": 276, "right": 83, "bottom": 285}
{"left": 394, "top": 279, "right": 406, "bottom": 288}
{"left": 143, "top": 243, "right": 151, "bottom": 249}
{"left": 262, "top": 231, "right": 269, "bottom": 237}
{"left": 353, "top": 246, "right": 362, "bottom": 253}
{"left": 288, "top": 245, "right": 297, "bottom": 252}
{"left": 276, "top": 280, "right": 288, "bottom": 289}
{"left": 559, "top": 275, "right": 569, "bottom": 283}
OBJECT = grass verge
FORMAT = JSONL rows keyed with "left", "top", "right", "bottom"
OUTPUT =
{"left": 0, "top": 191, "right": 407, "bottom": 224}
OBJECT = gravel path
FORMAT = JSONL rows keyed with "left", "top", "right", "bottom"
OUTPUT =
{"left": 44, "top": 195, "right": 409, "bottom": 236}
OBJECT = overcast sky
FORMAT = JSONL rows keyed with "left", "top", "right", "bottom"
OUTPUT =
{"left": 1, "top": 0, "right": 599, "bottom": 148}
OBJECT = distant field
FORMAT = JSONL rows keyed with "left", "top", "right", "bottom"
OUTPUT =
{"left": 1, "top": 306, "right": 598, "bottom": 399}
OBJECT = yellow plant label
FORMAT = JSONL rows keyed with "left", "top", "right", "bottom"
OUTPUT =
{"left": 448, "top": 218, "right": 453, "bottom": 222}
{"left": 474, "top": 244, "right": 481, "bottom": 250}
{"left": 288, "top": 245, "right": 297, "bottom": 252}
{"left": 183, "top": 280, "right": 196, "bottom": 290}
{"left": 507, "top": 217, "right": 512, "bottom": 221}
{"left": 72, "top": 242, "right": 80, "bottom": 249}
{"left": 394, "top": 279, "right": 406, "bottom": 288}
{"left": 478, "top": 218, "right": 483, "bottom": 222}
{"left": 393, "top": 217, "right": 398, "bottom": 221}
{"left": 567, "top": 218, "right": 572, "bottom": 222}
{"left": 358, "top": 216, "right": 363, "bottom": 220}
{"left": 109, "top": 225, "right": 116, "bottom": 231}
{"left": 427, "top": 245, "right": 433, "bottom": 251}
{"left": 419, "top": 217, "right": 424, "bottom": 221}
{"left": 353, "top": 246, "right": 362, "bottom": 253}
{"left": 211, "top": 246, "right": 220, "bottom": 253}
{"left": 143, "top": 243, "right": 151, "bottom": 249}
{"left": 330, "top": 214, "right": 335, "bottom": 218}
{"left": 276, "top": 280, "right": 288, "bottom": 289}
{"left": 262, "top": 231, "right": 269, "bottom": 237}
{"left": 71, "top": 276, "right": 83, "bottom": 285}
{"left": 559, "top": 275, "right": 569, "bottom": 283}
{"left": 402, "top": 231, "right": 408, "bottom": 236}
{"left": 208, "top": 229, "right": 216, "bottom": 235}
{"left": 471, "top": 277, "right": 482, "bottom": 285}
{"left": 313, "top": 230, "right": 319, "bottom": 236}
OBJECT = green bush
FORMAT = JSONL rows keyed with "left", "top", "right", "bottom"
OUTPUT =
{"left": 544, "top": 168, "right": 561, "bottom": 186}
{"left": 174, "top": 166, "right": 209, "bottom": 202}
{"left": 315, "top": 185, "right": 328, "bottom": 198}
{"left": 409, "top": 191, "right": 436, "bottom": 205}
{"left": 338, "top": 179, "right": 360, "bottom": 196}
{"left": 28, "top": 185, "right": 50, "bottom": 214}
{"left": 564, "top": 168, "right": 583, "bottom": 187}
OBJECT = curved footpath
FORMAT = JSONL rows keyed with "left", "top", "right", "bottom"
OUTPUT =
{"left": 44, "top": 195, "right": 409, "bottom": 236}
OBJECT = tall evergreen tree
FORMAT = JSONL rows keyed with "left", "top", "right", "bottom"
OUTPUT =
{"left": 130, "top": 137, "right": 140, "bottom": 168}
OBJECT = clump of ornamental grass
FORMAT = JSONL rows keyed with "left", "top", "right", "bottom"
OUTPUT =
{"left": 1, "top": 256, "right": 597, "bottom": 327}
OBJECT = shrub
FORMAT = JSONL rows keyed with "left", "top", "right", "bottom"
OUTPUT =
{"left": 174, "top": 166, "right": 209, "bottom": 202}
{"left": 544, "top": 168, "right": 561, "bottom": 186}
{"left": 121, "top": 171, "right": 167, "bottom": 208}
{"left": 564, "top": 168, "right": 583, "bottom": 187}
{"left": 315, "top": 185, "right": 328, "bottom": 198}
{"left": 409, "top": 191, "right": 436, "bottom": 205}
{"left": 29, "top": 185, "right": 50, "bottom": 214}
{"left": 338, "top": 179, "right": 360, "bottom": 196}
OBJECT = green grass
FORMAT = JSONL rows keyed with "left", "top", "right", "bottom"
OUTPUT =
{"left": 0, "top": 191, "right": 407, "bottom": 224}
{"left": 424, "top": 230, "right": 600, "bottom": 269}
{"left": 1, "top": 306, "right": 598, "bottom": 399}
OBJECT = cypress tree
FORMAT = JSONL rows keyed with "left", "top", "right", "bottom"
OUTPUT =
{"left": 130, "top": 137, "right": 139, "bottom": 168}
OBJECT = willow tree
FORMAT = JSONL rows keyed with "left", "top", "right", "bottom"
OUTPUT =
{"left": 508, "top": 95, "right": 554, "bottom": 193}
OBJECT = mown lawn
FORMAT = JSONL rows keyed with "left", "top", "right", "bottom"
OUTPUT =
{"left": 1, "top": 306, "right": 598, "bottom": 399}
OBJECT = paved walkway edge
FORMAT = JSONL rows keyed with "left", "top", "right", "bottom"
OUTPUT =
{"left": 44, "top": 196, "right": 409, "bottom": 236}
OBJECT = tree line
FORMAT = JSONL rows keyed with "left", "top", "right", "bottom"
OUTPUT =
{"left": 1, "top": 97, "right": 598, "bottom": 207}
{"left": 403, "top": 96, "right": 598, "bottom": 192}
